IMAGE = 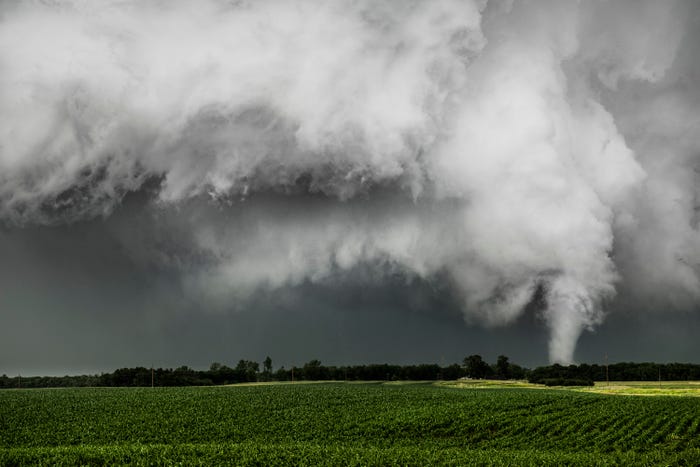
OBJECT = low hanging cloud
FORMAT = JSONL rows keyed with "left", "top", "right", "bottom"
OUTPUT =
{"left": 1, "top": 0, "right": 699, "bottom": 364}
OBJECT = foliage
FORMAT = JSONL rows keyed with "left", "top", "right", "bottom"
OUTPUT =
{"left": 1, "top": 383, "right": 699, "bottom": 465}
{"left": 528, "top": 362, "right": 700, "bottom": 384}
{"left": 463, "top": 354, "right": 492, "bottom": 379}
{"left": 0, "top": 361, "right": 467, "bottom": 388}
{"left": 261, "top": 356, "right": 273, "bottom": 382}
{"left": 3, "top": 358, "right": 700, "bottom": 390}
{"left": 2, "top": 444, "right": 699, "bottom": 466}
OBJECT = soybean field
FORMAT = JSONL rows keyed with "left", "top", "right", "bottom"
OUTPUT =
{"left": 1, "top": 382, "right": 699, "bottom": 465}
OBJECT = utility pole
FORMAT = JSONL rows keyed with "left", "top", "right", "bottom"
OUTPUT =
{"left": 151, "top": 366, "right": 154, "bottom": 388}
{"left": 291, "top": 367, "right": 294, "bottom": 383}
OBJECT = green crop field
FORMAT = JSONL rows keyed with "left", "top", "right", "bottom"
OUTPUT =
{"left": 1, "top": 382, "right": 699, "bottom": 466}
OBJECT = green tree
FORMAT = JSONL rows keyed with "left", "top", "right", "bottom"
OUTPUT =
{"left": 303, "top": 360, "right": 323, "bottom": 380}
{"left": 463, "top": 355, "right": 490, "bottom": 379}
{"left": 235, "top": 360, "right": 260, "bottom": 382}
{"left": 262, "top": 356, "right": 273, "bottom": 381}
{"left": 495, "top": 355, "right": 510, "bottom": 379}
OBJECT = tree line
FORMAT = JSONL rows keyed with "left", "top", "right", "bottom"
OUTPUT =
{"left": 0, "top": 355, "right": 522, "bottom": 388}
{"left": 527, "top": 362, "right": 700, "bottom": 385}
{"left": 2, "top": 357, "right": 699, "bottom": 388}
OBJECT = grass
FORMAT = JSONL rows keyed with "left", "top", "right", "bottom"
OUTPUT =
{"left": 1, "top": 381, "right": 699, "bottom": 465}
{"left": 440, "top": 379, "right": 543, "bottom": 389}
{"left": 443, "top": 379, "right": 700, "bottom": 396}
{"left": 580, "top": 380, "right": 700, "bottom": 397}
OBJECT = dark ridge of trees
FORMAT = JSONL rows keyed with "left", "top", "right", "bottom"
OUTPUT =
{"left": 461, "top": 354, "right": 528, "bottom": 380}
{"left": 527, "top": 362, "right": 700, "bottom": 385}
{"left": 0, "top": 355, "right": 511, "bottom": 388}
{"left": 2, "top": 358, "right": 699, "bottom": 389}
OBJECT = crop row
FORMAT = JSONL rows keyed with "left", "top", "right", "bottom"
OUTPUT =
{"left": 1, "top": 383, "right": 699, "bottom": 462}
{"left": 2, "top": 443, "right": 700, "bottom": 466}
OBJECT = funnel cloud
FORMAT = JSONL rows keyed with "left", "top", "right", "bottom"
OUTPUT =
{"left": 1, "top": 0, "right": 700, "bottom": 369}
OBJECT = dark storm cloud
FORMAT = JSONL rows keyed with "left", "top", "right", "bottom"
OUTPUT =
{"left": 0, "top": 192, "right": 549, "bottom": 375}
{"left": 1, "top": 0, "right": 700, "bottom": 371}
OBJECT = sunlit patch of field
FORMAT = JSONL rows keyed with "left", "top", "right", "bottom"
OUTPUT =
{"left": 231, "top": 380, "right": 449, "bottom": 387}
{"left": 228, "top": 380, "right": 429, "bottom": 387}
{"left": 441, "top": 379, "right": 700, "bottom": 397}
{"left": 439, "top": 379, "right": 541, "bottom": 389}
{"left": 577, "top": 381, "right": 700, "bottom": 397}
{"left": 224, "top": 380, "right": 341, "bottom": 387}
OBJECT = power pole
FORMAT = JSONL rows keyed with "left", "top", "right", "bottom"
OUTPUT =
{"left": 151, "top": 365, "right": 154, "bottom": 388}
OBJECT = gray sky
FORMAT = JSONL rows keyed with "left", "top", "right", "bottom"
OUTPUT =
{"left": 1, "top": 193, "right": 698, "bottom": 376}
{"left": 1, "top": 0, "right": 700, "bottom": 375}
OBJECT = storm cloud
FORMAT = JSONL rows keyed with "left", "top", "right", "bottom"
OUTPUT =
{"left": 1, "top": 0, "right": 699, "bottom": 366}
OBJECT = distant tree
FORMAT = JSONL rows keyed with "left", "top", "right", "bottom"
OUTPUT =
{"left": 274, "top": 366, "right": 290, "bottom": 381}
{"left": 508, "top": 363, "right": 528, "bottom": 380}
{"left": 262, "top": 356, "right": 273, "bottom": 381}
{"left": 442, "top": 364, "right": 464, "bottom": 380}
{"left": 495, "top": 355, "right": 510, "bottom": 379}
{"left": 463, "top": 355, "right": 490, "bottom": 379}
{"left": 303, "top": 359, "right": 323, "bottom": 380}
{"left": 404, "top": 364, "right": 441, "bottom": 380}
{"left": 207, "top": 363, "right": 236, "bottom": 384}
{"left": 235, "top": 360, "right": 259, "bottom": 382}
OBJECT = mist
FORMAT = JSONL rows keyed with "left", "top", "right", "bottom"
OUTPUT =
{"left": 1, "top": 0, "right": 700, "bottom": 367}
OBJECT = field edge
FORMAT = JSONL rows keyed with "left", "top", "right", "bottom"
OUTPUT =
{"left": 2, "top": 443, "right": 699, "bottom": 466}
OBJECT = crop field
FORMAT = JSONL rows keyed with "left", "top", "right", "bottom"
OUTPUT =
{"left": 1, "top": 382, "right": 699, "bottom": 466}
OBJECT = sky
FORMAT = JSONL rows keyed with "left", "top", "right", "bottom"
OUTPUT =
{"left": 1, "top": 0, "right": 700, "bottom": 376}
